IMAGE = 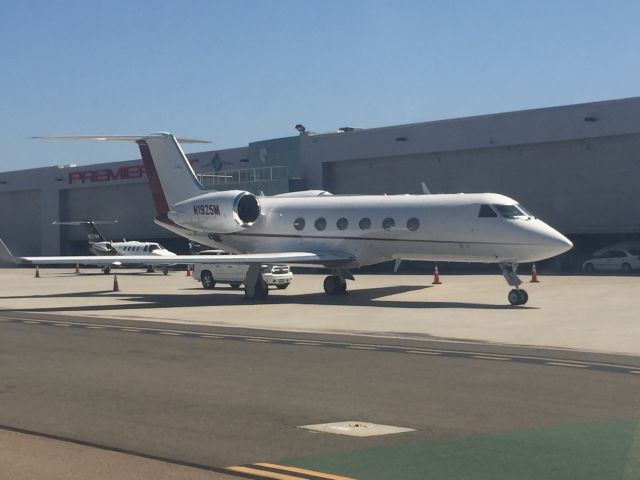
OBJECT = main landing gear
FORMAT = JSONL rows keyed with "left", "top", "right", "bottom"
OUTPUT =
{"left": 244, "top": 264, "right": 269, "bottom": 301}
{"left": 323, "top": 269, "right": 354, "bottom": 296}
{"left": 501, "top": 263, "right": 528, "bottom": 306}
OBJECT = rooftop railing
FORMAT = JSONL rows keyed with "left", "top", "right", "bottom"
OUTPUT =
{"left": 197, "top": 165, "right": 289, "bottom": 187}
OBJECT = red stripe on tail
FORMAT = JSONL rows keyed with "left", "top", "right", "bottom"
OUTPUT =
{"left": 137, "top": 140, "right": 170, "bottom": 216}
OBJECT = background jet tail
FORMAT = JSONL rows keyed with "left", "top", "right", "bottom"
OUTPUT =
{"left": 53, "top": 220, "right": 115, "bottom": 244}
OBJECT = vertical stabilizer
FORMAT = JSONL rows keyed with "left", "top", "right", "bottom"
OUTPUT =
{"left": 137, "top": 134, "right": 206, "bottom": 216}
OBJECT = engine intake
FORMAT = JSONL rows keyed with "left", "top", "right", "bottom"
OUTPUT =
{"left": 168, "top": 190, "right": 261, "bottom": 233}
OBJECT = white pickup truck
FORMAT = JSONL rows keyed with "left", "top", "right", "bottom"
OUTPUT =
{"left": 192, "top": 250, "right": 293, "bottom": 290}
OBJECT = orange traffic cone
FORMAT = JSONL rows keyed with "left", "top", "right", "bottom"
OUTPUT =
{"left": 186, "top": 265, "right": 191, "bottom": 277}
{"left": 75, "top": 263, "right": 80, "bottom": 274}
{"left": 113, "top": 273, "right": 120, "bottom": 292}
{"left": 530, "top": 264, "right": 540, "bottom": 283}
{"left": 432, "top": 264, "right": 442, "bottom": 284}
{"left": 35, "top": 266, "right": 40, "bottom": 278}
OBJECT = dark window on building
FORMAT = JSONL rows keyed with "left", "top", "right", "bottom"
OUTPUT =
{"left": 382, "top": 217, "right": 395, "bottom": 231}
{"left": 314, "top": 217, "right": 327, "bottom": 231}
{"left": 406, "top": 218, "right": 420, "bottom": 231}
{"left": 294, "top": 217, "right": 306, "bottom": 231}
{"left": 478, "top": 204, "right": 497, "bottom": 218}
{"left": 359, "top": 217, "right": 371, "bottom": 230}
{"left": 337, "top": 218, "right": 348, "bottom": 230}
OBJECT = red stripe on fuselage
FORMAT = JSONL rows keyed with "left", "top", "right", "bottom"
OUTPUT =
{"left": 137, "top": 140, "right": 170, "bottom": 216}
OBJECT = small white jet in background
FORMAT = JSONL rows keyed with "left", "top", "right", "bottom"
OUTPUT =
{"left": 53, "top": 220, "right": 176, "bottom": 274}
{"left": 1, "top": 133, "right": 572, "bottom": 305}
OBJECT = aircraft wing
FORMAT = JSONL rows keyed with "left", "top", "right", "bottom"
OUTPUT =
{"left": 0, "top": 239, "right": 352, "bottom": 267}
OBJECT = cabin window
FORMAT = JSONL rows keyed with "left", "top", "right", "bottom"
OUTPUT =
{"left": 336, "top": 217, "right": 348, "bottom": 230}
{"left": 143, "top": 245, "right": 148, "bottom": 252}
{"left": 359, "top": 217, "right": 371, "bottom": 230}
{"left": 293, "top": 217, "right": 306, "bottom": 231}
{"left": 478, "top": 204, "right": 497, "bottom": 218}
{"left": 314, "top": 217, "right": 327, "bottom": 231}
{"left": 382, "top": 217, "right": 395, "bottom": 231}
{"left": 494, "top": 204, "right": 527, "bottom": 219}
{"left": 406, "top": 217, "right": 420, "bottom": 231}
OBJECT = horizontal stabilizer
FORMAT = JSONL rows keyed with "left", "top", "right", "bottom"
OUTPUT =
{"left": 32, "top": 134, "right": 210, "bottom": 144}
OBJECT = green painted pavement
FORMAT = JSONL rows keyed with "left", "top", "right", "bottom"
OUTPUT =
{"left": 283, "top": 420, "right": 640, "bottom": 480}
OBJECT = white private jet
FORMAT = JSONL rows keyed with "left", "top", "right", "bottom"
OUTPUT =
{"left": 53, "top": 220, "right": 176, "bottom": 274}
{"left": 0, "top": 133, "right": 572, "bottom": 305}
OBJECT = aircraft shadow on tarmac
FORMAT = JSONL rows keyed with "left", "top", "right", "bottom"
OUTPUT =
{"left": 0, "top": 284, "right": 536, "bottom": 312}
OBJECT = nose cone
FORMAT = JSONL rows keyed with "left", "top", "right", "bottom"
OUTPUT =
{"left": 514, "top": 220, "right": 573, "bottom": 262}
{"left": 542, "top": 228, "right": 573, "bottom": 257}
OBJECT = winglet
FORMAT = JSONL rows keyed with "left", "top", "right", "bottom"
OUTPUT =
{"left": 0, "top": 238, "right": 23, "bottom": 264}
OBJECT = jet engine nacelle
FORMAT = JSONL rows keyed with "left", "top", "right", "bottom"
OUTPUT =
{"left": 168, "top": 190, "right": 261, "bottom": 233}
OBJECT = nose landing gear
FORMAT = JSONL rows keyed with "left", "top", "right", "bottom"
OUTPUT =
{"left": 323, "top": 268, "right": 354, "bottom": 295}
{"left": 501, "top": 263, "right": 528, "bottom": 306}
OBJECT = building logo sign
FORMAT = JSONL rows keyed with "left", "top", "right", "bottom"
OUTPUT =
{"left": 68, "top": 165, "right": 145, "bottom": 184}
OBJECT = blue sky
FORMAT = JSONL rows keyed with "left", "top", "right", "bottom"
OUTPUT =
{"left": 1, "top": 0, "right": 639, "bottom": 170}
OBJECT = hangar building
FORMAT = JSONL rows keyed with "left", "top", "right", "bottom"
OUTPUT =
{"left": 1, "top": 97, "right": 639, "bottom": 269}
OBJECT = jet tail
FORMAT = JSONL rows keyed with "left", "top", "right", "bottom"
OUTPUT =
{"left": 53, "top": 220, "right": 116, "bottom": 243}
{"left": 34, "top": 133, "right": 211, "bottom": 218}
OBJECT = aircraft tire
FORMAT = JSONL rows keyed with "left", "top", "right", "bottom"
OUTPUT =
{"left": 324, "top": 275, "right": 346, "bottom": 295}
{"left": 245, "top": 279, "right": 268, "bottom": 300}
{"left": 508, "top": 289, "right": 521, "bottom": 306}
{"left": 518, "top": 289, "right": 528, "bottom": 305}
{"left": 146, "top": 267, "right": 154, "bottom": 273}
{"left": 162, "top": 266, "right": 169, "bottom": 275}
{"left": 103, "top": 266, "right": 111, "bottom": 275}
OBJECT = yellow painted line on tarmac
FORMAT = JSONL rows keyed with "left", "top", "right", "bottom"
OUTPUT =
{"left": 226, "top": 465, "right": 302, "bottom": 480}
{"left": 472, "top": 355, "right": 511, "bottom": 361}
{"left": 254, "top": 463, "right": 357, "bottom": 480}
{"left": 407, "top": 350, "right": 441, "bottom": 355}
{"left": 347, "top": 345, "right": 376, "bottom": 350}
{"left": 546, "top": 361, "right": 588, "bottom": 368}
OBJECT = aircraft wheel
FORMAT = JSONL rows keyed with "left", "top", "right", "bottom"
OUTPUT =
{"left": 201, "top": 271, "right": 216, "bottom": 289}
{"left": 324, "top": 275, "right": 346, "bottom": 295}
{"left": 162, "top": 266, "right": 169, "bottom": 275}
{"left": 508, "top": 289, "right": 521, "bottom": 306}
{"left": 146, "top": 267, "right": 154, "bottom": 273}
{"left": 245, "top": 279, "right": 268, "bottom": 300}
{"left": 276, "top": 284, "right": 289, "bottom": 290}
{"left": 230, "top": 283, "right": 242, "bottom": 289}
{"left": 518, "top": 289, "right": 528, "bottom": 305}
{"left": 102, "top": 266, "right": 111, "bottom": 275}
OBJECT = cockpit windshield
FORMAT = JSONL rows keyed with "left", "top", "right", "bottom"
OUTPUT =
{"left": 493, "top": 204, "right": 530, "bottom": 219}
{"left": 149, "top": 244, "right": 160, "bottom": 252}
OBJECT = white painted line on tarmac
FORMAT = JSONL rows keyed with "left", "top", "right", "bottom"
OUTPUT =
{"left": 157, "top": 331, "right": 181, "bottom": 336}
{"left": 245, "top": 338, "right": 271, "bottom": 342}
{"left": 52, "top": 323, "right": 71, "bottom": 327}
{"left": 546, "top": 362, "right": 588, "bottom": 368}
{"left": 199, "top": 335, "right": 223, "bottom": 339}
{"left": 347, "top": 345, "right": 376, "bottom": 350}
{"left": 407, "top": 350, "right": 441, "bottom": 355}
{"left": 294, "top": 342, "right": 321, "bottom": 346}
{"left": 120, "top": 328, "right": 141, "bottom": 332}
{"left": 472, "top": 355, "right": 511, "bottom": 361}
{"left": 23, "top": 321, "right": 41, "bottom": 324}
